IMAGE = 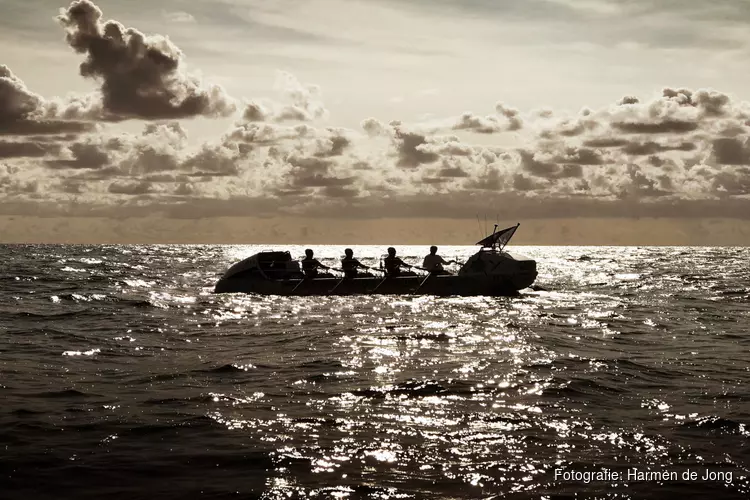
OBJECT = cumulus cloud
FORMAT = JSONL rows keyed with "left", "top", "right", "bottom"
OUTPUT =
{"left": 56, "top": 0, "right": 236, "bottom": 120}
{"left": 361, "top": 117, "right": 388, "bottom": 137}
{"left": 495, "top": 103, "right": 523, "bottom": 131}
{"left": 417, "top": 140, "right": 475, "bottom": 157}
{"left": 45, "top": 141, "right": 109, "bottom": 169}
{"left": 0, "top": 65, "right": 96, "bottom": 136}
{"left": 441, "top": 102, "right": 525, "bottom": 135}
{"left": 452, "top": 113, "right": 508, "bottom": 134}
{"left": 5, "top": 27, "right": 750, "bottom": 225}
{"left": 240, "top": 72, "right": 329, "bottom": 123}
{"left": 312, "top": 129, "right": 351, "bottom": 157}
{"left": 392, "top": 129, "right": 440, "bottom": 167}
{"left": 225, "top": 122, "right": 315, "bottom": 144}
{"left": 41, "top": 122, "right": 188, "bottom": 183}
{"left": 0, "top": 65, "right": 43, "bottom": 123}
{"left": 327, "top": 84, "right": 750, "bottom": 208}
{"left": 606, "top": 88, "right": 729, "bottom": 134}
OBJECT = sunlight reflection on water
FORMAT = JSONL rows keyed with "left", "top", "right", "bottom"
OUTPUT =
{"left": 2, "top": 244, "right": 749, "bottom": 498}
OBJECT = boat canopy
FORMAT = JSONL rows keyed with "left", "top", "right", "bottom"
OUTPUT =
{"left": 476, "top": 223, "right": 519, "bottom": 251}
{"left": 221, "top": 251, "right": 301, "bottom": 280}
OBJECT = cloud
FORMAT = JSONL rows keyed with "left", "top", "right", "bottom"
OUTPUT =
{"left": 452, "top": 113, "right": 508, "bottom": 134}
{"left": 417, "top": 140, "right": 475, "bottom": 157}
{"left": 182, "top": 143, "right": 248, "bottom": 177}
{"left": 361, "top": 117, "right": 388, "bottom": 137}
{"left": 1, "top": 64, "right": 97, "bottom": 137}
{"left": 163, "top": 11, "right": 196, "bottom": 24}
{"left": 543, "top": 0, "right": 622, "bottom": 16}
{"left": 313, "top": 129, "right": 351, "bottom": 157}
{"left": 225, "top": 122, "right": 315, "bottom": 144}
{"left": 56, "top": 0, "right": 236, "bottom": 121}
{"left": 606, "top": 88, "right": 734, "bottom": 134}
{"left": 0, "top": 140, "right": 62, "bottom": 159}
{"left": 107, "top": 180, "right": 152, "bottom": 195}
{"left": 5, "top": 49, "right": 750, "bottom": 224}
{"left": 430, "top": 102, "right": 525, "bottom": 135}
{"left": 392, "top": 129, "right": 440, "bottom": 167}
{"left": 1, "top": 119, "right": 96, "bottom": 136}
{"left": 495, "top": 103, "right": 524, "bottom": 131}
{"left": 711, "top": 137, "right": 750, "bottom": 166}
{"left": 240, "top": 72, "right": 329, "bottom": 123}
{"left": 0, "top": 65, "right": 43, "bottom": 123}
{"left": 7, "top": 0, "right": 750, "bottom": 242}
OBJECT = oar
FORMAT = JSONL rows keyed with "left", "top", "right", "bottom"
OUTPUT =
{"left": 372, "top": 257, "right": 419, "bottom": 294}
{"left": 327, "top": 269, "right": 349, "bottom": 295}
{"left": 371, "top": 265, "right": 424, "bottom": 294}
{"left": 413, "top": 271, "right": 434, "bottom": 293}
{"left": 412, "top": 261, "right": 462, "bottom": 293}
{"left": 410, "top": 266, "right": 432, "bottom": 277}
{"left": 291, "top": 277, "right": 307, "bottom": 293}
{"left": 328, "top": 278, "right": 345, "bottom": 294}
{"left": 293, "top": 268, "right": 341, "bottom": 294}
{"left": 371, "top": 274, "right": 390, "bottom": 294}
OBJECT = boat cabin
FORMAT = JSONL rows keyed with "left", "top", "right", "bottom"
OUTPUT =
{"left": 458, "top": 249, "right": 536, "bottom": 277}
{"left": 221, "top": 251, "right": 302, "bottom": 281}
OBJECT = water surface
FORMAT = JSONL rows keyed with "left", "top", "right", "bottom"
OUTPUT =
{"left": 1, "top": 245, "right": 748, "bottom": 498}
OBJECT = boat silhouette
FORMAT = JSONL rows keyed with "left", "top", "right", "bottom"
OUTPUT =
{"left": 214, "top": 224, "right": 537, "bottom": 296}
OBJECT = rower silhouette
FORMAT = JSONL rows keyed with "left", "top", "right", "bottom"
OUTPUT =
{"left": 382, "top": 247, "right": 417, "bottom": 277}
{"left": 422, "top": 245, "right": 459, "bottom": 275}
{"left": 341, "top": 248, "right": 373, "bottom": 278}
{"left": 301, "top": 249, "right": 331, "bottom": 278}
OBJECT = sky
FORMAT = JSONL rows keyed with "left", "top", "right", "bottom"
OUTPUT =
{"left": 2, "top": 0, "right": 750, "bottom": 244}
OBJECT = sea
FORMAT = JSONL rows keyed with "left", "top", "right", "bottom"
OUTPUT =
{"left": 0, "top": 244, "right": 748, "bottom": 499}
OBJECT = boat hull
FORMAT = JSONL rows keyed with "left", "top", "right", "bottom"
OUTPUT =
{"left": 214, "top": 271, "right": 537, "bottom": 296}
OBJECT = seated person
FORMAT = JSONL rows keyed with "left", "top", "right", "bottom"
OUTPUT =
{"left": 382, "top": 247, "right": 417, "bottom": 277}
{"left": 301, "top": 249, "right": 331, "bottom": 278}
{"left": 422, "top": 245, "right": 459, "bottom": 275}
{"left": 341, "top": 248, "right": 373, "bottom": 278}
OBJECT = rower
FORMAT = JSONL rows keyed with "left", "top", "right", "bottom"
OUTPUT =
{"left": 382, "top": 247, "right": 417, "bottom": 277}
{"left": 422, "top": 245, "right": 459, "bottom": 275}
{"left": 341, "top": 248, "right": 372, "bottom": 278}
{"left": 301, "top": 249, "right": 331, "bottom": 278}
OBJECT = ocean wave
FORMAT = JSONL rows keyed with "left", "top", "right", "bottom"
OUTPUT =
{"left": 680, "top": 416, "right": 750, "bottom": 436}
{"left": 1, "top": 244, "right": 749, "bottom": 499}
